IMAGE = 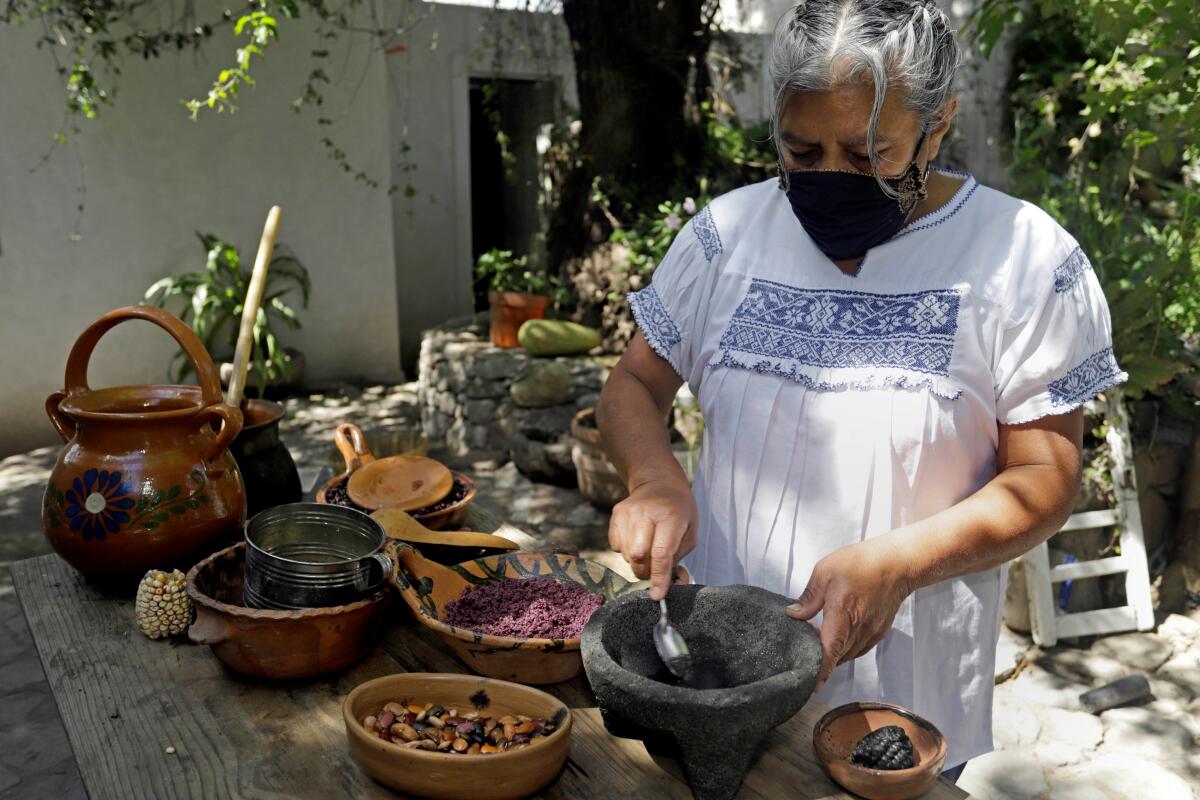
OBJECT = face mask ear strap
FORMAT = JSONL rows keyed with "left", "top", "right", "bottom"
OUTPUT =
{"left": 777, "top": 160, "right": 787, "bottom": 190}
{"left": 897, "top": 131, "right": 930, "bottom": 214}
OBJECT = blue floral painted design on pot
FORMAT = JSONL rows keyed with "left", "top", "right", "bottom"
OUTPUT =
{"left": 64, "top": 469, "right": 135, "bottom": 541}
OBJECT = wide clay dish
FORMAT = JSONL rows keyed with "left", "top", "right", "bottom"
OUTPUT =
{"left": 185, "top": 542, "right": 390, "bottom": 680}
{"left": 581, "top": 584, "right": 823, "bottom": 800}
{"left": 347, "top": 455, "right": 454, "bottom": 511}
{"left": 813, "top": 702, "right": 948, "bottom": 800}
{"left": 343, "top": 672, "right": 571, "bottom": 800}
{"left": 388, "top": 542, "right": 640, "bottom": 684}
{"left": 317, "top": 423, "right": 475, "bottom": 530}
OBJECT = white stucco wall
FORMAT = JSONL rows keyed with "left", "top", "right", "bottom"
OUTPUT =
{"left": 0, "top": 4, "right": 400, "bottom": 457}
{"left": 384, "top": 2, "right": 576, "bottom": 369}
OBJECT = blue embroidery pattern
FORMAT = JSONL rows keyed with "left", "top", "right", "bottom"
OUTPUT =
{"left": 716, "top": 280, "right": 961, "bottom": 376}
{"left": 692, "top": 206, "right": 722, "bottom": 262}
{"left": 1053, "top": 247, "right": 1092, "bottom": 293}
{"left": 1048, "top": 347, "right": 1126, "bottom": 407}
{"left": 628, "top": 284, "right": 682, "bottom": 367}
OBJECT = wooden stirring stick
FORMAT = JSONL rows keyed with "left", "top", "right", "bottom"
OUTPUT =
{"left": 372, "top": 508, "right": 520, "bottom": 551}
{"left": 225, "top": 205, "right": 283, "bottom": 408}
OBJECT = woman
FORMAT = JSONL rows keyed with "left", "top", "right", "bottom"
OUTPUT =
{"left": 597, "top": 0, "right": 1125, "bottom": 782}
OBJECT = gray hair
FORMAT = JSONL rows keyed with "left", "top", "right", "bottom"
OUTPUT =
{"left": 769, "top": 0, "right": 961, "bottom": 194}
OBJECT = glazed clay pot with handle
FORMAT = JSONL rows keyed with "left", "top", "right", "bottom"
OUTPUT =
{"left": 42, "top": 306, "right": 247, "bottom": 588}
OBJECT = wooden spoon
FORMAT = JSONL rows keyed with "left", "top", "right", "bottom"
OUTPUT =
{"left": 225, "top": 205, "right": 283, "bottom": 409}
{"left": 348, "top": 455, "right": 453, "bottom": 511}
{"left": 371, "top": 508, "right": 519, "bottom": 551}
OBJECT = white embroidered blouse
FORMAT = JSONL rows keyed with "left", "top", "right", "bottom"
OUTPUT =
{"left": 627, "top": 169, "right": 1125, "bottom": 769}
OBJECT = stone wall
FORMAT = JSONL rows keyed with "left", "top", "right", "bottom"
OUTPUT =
{"left": 418, "top": 314, "right": 616, "bottom": 484}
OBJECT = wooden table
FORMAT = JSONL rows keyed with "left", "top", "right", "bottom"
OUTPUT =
{"left": 13, "top": 545, "right": 969, "bottom": 800}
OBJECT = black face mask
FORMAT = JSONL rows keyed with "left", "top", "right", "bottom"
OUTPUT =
{"left": 781, "top": 136, "right": 929, "bottom": 262}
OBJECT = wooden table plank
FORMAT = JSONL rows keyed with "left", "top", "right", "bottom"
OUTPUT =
{"left": 14, "top": 553, "right": 968, "bottom": 799}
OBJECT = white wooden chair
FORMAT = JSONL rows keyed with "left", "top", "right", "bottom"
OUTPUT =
{"left": 1023, "top": 391, "right": 1156, "bottom": 646}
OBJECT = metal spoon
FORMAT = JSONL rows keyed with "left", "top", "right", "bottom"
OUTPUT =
{"left": 653, "top": 598, "right": 693, "bottom": 679}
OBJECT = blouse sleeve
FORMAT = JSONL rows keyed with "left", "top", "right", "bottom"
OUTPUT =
{"left": 994, "top": 245, "right": 1128, "bottom": 425}
{"left": 627, "top": 207, "right": 720, "bottom": 381}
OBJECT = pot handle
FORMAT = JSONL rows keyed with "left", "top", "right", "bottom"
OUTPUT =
{"left": 371, "top": 552, "right": 394, "bottom": 586}
{"left": 44, "top": 390, "right": 75, "bottom": 443}
{"left": 196, "top": 403, "right": 244, "bottom": 465}
{"left": 188, "top": 608, "right": 231, "bottom": 645}
{"left": 63, "top": 306, "right": 224, "bottom": 406}
{"left": 334, "top": 423, "right": 375, "bottom": 471}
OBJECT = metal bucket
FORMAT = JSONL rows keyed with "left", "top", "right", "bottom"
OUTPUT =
{"left": 243, "top": 502, "right": 392, "bottom": 610}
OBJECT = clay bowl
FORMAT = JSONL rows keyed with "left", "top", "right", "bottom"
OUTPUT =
{"left": 185, "top": 542, "right": 391, "bottom": 680}
{"left": 344, "top": 672, "right": 572, "bottom": 800}
{"left": 317, "top": 423, "right": 475, "bottom": 530}
{"left": 812, "top": 702, "right": 948, "bottom": 800}
{"left": 388, "top": 542, "right": 640, "bottom": 684}
{"left": 581, "top": 584, "right": 823, "bottom": 800}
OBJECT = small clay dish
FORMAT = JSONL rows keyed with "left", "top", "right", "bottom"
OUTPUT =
{"left": 388, "top": 542, "right": 641, "bottom": 684}
{"left": 813, "top": 701, "right": 948, "bottom": 800}
{"left": 185, "top": 542, "right": 391, "bottom": 680}
{"left": 317, "top": 423, "right": 475, "bottom": 530}
{"left": 343, "top": 672, "right": 572, "bottom": 800}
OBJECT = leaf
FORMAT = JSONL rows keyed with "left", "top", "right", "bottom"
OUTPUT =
{"left": 144, "top": 522, "right": 158, "bottom": 531}
{"left": 152, "top": 512, "right": 169, "bottom": 523}
{"left": 166, "top": 485, "right": 182, "bottom": 500}
{"left": 169, "top": 505, "right": 187, "bottom": 515}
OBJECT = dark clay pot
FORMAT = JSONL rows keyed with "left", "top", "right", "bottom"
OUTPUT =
{"left": 230, "top": 400, "right": 301, "bottom": 518}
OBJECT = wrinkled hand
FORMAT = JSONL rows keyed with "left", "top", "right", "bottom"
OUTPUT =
{"left": 608, "top": 477, "right": 698, "bottom": 601}
{"left": 786, "top": 537, "right": 914, "bottom": 689}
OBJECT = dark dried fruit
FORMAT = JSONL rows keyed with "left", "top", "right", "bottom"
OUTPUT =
{"left": 851, "top": 725, "right": 915, "bottom": 770}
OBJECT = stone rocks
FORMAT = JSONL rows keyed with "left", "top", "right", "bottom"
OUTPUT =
{"left": 1100, "top": 706, "right": 1196, "bottom": 763}
{"left": 517, "top": 319, "right": 601, "bottom": 356}
{"left": 957, "top": 750, "right": 1048, "bottom": 800}
{"left": 1156, "top": 651, "right": 1200, "bottom": 698}
{"left": 509, "top": 433, "right": 576, "bottom": 487}
{"left": 1090, "top": 631, "right": 1174, "bottom": 672}
{"left": 992, "top": 690, "right": 1042, "bottom": 748}
{"left": 1067, "top": 755, "right": 1197, "bottom": 800}
{"left": 1040, "top": 708, "right": 1104, "bottom": 751}
{"left": 1005, "top": 665, "right": 1087, "bottom": 710}
{"left": 510, "top": 362, "right": 573, "bottom": 408}
{"left": 1157, "top": 612, "right": 1200, "bottom": 653}
{"left": 1036, "top": 648, "right": 1128, "bottom": 688}
{"left": 418, "top": 315, "right": 612, "bottom": 464}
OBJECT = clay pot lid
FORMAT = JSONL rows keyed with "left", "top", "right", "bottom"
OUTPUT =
{"left": 347, "top": 455, "right": 453, "bottom": 511}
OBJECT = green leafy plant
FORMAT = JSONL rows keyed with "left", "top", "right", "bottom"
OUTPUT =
{"left": 969, "top": 0, "right": 1200, "bottom": 400}
{"left": 475, "top": 248, "right": 566, "bottom": 301}
{"left": 143, "top": 232, "right": 311, "bottom": 390}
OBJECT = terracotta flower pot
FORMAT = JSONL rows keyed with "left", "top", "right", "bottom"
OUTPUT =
{"left": 42, "top": 306, "right": 246, "bottom": 588}
{"left": 487, "top": 291, "right": 549, "bottom": 349}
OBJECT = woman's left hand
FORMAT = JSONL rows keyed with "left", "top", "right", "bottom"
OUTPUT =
{"left": 786, "top": 537, "right": 914, "bottom": 689}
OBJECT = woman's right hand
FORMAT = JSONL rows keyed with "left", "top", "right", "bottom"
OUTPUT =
{"left": 609, "top": 476, "right": 698, "bottom": 601}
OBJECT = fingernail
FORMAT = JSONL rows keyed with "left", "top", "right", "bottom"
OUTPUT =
{"left": 785, "top": 603, "right": 803, "bottom": 613}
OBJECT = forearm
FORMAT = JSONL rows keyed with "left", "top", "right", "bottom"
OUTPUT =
{"left": 596, "top": 364, "right": 688, "bottom": 491}
{"left": 889, "top": 461, "right": 1081, "bottom": 591}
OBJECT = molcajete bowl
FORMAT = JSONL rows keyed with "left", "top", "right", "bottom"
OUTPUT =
{"left": 813, "top": 702, "right": 948, "bottom": 800}
{"left": 343, "top": 672, "right": 572, "bottom": 800}
{"left": 580, "top": 584, "right": 823, "bottom": 800}
{"left": 185, "top": 542, "right": 391, "bottom": 680}
{"left": 388, "top": 542, "right": 641, "bottom": 684}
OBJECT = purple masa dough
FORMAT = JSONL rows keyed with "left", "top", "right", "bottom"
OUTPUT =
{"left": 444, "top": 577, "right": 605, "bottom": 639}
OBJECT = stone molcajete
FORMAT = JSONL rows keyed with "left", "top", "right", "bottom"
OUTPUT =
{"left": 581, "top": 584, "right": 823, "bottom": 800}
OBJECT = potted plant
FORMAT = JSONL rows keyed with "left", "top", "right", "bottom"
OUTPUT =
{"left": 476, "top": 248, "right": 563, "bottom": 348}
{"left": 143, "top": 232, "right": 311, "bottom": 396}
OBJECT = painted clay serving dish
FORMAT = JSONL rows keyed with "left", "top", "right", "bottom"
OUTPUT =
{"left": 388, "top": 542, "right": 641, "bottom": 684}
{"left": 185, "top": 542, "right": 390, "bottom": 680}
{"left": 343, "top": 672, "right": 571, "bottom": 800}
{"left": 317, "top": 423, "right": 475, "bottom": 530}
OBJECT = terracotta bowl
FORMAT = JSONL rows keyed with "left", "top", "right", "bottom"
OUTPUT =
{"left": 813, "top": 702, "right": 948, "bottom": 800}
{"left": 185, "top": 542, "right": 391, "bottom": 680}
{"left": 388, "top": 542, "right": 641, "bottom": 684}
{"left": 343, "top": 672, "right": 572, "bottom": 800}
